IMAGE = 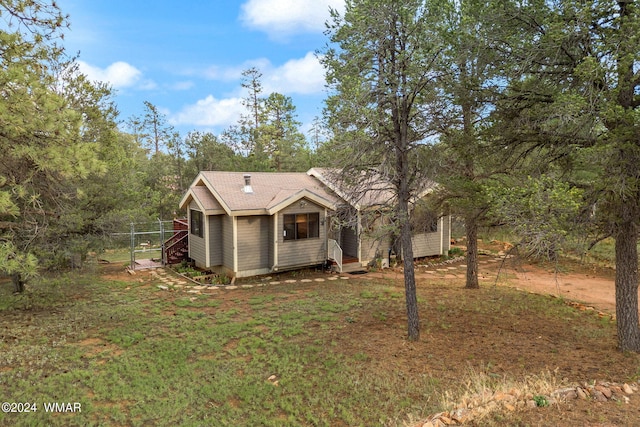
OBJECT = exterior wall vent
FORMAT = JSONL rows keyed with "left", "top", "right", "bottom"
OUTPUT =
{"left": 243, "top": 174, "right": 253, "bottom": 193}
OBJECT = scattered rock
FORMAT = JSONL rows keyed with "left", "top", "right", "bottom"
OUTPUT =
{"left": 592, "top": 390, "right": 608, "bottom": 402}
{"left": 553, "top": 387, "right": 578, "bottom": 400}
{"left": 416, "top": 379, "right": 636, "bottom": 426}
{"left": 439, "top": 415, "right": 453, "bottom": 425}
{"left": 157, "top": 285, "right": 168, "bottom": 290}
{"left": 449, "top": 408, "right": 469, "bottom": 423}
{"left": 266, "top": 374, "right": 279, "bottom": 386}
{"left": 595, "top": 385, "right": 612, "bottom": 399}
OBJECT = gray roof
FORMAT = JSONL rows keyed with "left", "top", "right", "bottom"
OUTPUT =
{"left": 307, "top": 167, "right": 394, "bottom": 209}
{"left": 180, "top": 171, "right": 339, "bottom": 215}
{"left": 308, "top": 167, "right": 437, "bottom": 210}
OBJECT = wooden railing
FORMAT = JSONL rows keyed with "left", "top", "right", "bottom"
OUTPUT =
{"left": 165, "top": 231, "right": 188, "bottom": 264}
{"left": 164, "top": 218, "right": 189, "bottom": 265}
{"left": 328, "top": 239, "right": 343, "bottom": 273}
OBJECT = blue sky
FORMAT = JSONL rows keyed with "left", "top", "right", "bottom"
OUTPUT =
{"left": 57, "top": 0, "right": 344, "bottom": 137}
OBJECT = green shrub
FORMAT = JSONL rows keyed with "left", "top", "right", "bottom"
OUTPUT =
{"left": 448, "top": 247, "right": 465, "bottom": 257}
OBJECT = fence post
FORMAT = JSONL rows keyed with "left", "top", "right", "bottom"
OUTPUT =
{"left": 130, "top": 222, "right": 135, "bottom": 271}
{"left": 159, "top": 218, "right": 165, "bottom": 266}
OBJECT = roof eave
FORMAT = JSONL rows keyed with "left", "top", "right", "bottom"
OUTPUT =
{"left": 266, "top": 189, "right": 336, "bottom": 215}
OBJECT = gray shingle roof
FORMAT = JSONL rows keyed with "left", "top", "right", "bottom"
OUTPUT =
{"left": 186, "top": 171, "right": 339, "bottom": 213}
{"left": 190, "top": 186, "right": 223, "bottom": 211}
{"left": 308, "top": 167, "right": 437, "bottom": 209}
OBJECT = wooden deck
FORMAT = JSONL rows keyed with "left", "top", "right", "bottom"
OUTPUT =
{"left": 134, "top": 258, "right": 163, "bottom": 270}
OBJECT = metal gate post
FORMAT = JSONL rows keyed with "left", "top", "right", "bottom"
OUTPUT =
{"left": 159, "top": 218, "right": 165, "bottom": 266}
{"left": 130, "top": 222, "right": 135, "bottom": 271}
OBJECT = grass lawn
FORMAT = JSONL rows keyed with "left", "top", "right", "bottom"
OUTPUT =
{"left": 1, "top": 260, "right": 640, "bottom": 426}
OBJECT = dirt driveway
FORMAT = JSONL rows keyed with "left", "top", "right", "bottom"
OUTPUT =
{"left": 506, "top": 261, "right": 620, "bottom": 313}
{"left": 373, "top": 251, "right": 623, "bottom": 315}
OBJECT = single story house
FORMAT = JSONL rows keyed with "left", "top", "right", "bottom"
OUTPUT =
{"left": 179, "top": 171, "right": 339, "bottom": 278}
{"left": 179, "top": 169, "right": 450, "bottom": 278}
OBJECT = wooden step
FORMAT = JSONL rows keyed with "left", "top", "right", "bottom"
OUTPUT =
{"left": 334, "top": 261, "right": 366, "bottom": 274}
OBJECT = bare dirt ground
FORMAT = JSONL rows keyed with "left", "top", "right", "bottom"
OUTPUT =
{"left": 508, "top": 261, "right": 618, "bottom": 313}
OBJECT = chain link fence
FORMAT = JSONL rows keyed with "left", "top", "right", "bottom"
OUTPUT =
{"left": 107, "top": 220, "right": 184, "bottom": 270}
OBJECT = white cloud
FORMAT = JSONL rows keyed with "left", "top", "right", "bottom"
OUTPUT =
{"left": 170, "top": 81, "right": 195, "bottom": 91}
{"left": 200, "top": 53, "right": 325, "bottom": 96}
{"left": 171, "top": 96, "right": 244, "bottom": 128}
{"left": 265, "top": 52, "right": 325, "bottom": 94}
{"left": 202, "top": 58, "right": 272, "bottom": 81}
{"left": 77, "top": 60, "right": 146, "bottom": 89}
{"left": 240, "top": 0, "right": 344, "bottom": 36}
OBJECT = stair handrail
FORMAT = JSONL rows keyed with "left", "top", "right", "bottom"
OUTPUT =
{"left": 165, "top": 229, "right": 188, "bottom": 248}
{"left": 328, "top": 239, "right": 343, "bottom": 273}
{"left": 164, "top": 231, "right": 189, "bottom": 265}
{"left": 166, "top": 232, "right": 188, "bottom": 252}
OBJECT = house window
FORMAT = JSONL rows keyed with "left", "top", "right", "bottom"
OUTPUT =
{"left": 191, "top": 209, "right": 203, "bottom": 238}
{"left": 283, "top": 213, "right": 319, "bottom": 240}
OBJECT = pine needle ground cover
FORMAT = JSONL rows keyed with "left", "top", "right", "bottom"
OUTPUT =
{"left": 1, "top": 259, "right": 639, "bottom": 426}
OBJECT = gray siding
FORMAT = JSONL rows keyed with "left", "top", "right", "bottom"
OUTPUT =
{"left": 441, "top": 215, "right": 451, "bottom": 253}
{"left": 188, "top": 202, "right": 206, "bottom": 268}
{"left": 208, "top": 215, "right": 223, "bottom": 266}
{"left": 237, "top": 216, "right": 270, "bottom": 271}
{"left": 361, "top": 233, "right": 391, "bottom": 263}
{"left": 411, "top": 232, "right": 441, "bottom": 257}
{"left": 268, "top": 216, "right": 274, "bottom": 268}
{"left": 277, "top": 199, "right": 327, "bottom": 268}
{"left": 359, "top": 213, "right": 391, "bottom": 263}
{"left": 222, "top": 215, "right": 234, "bottom": 270}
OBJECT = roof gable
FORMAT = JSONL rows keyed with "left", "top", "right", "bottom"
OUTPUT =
{"left": 308, "top": 167, "right": 437, "bottom": 210}
{"left": 181, "top": 171, "right": 338, "bottom": 215}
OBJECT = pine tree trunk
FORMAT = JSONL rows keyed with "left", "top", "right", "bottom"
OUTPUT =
{"left": 465, "top": 215, "right": 479, "bottom": 289}
{"left": 401, "top": 214, "right": 420, "bottom": 341}
{"left": 615, "top": 220, "right": 640, "bottom": 352}
{"left": 397, "top": 127, "right": 419, "bottom": 341}
{"left": 12, "top": 273, "right": 25, "bottom": 293}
